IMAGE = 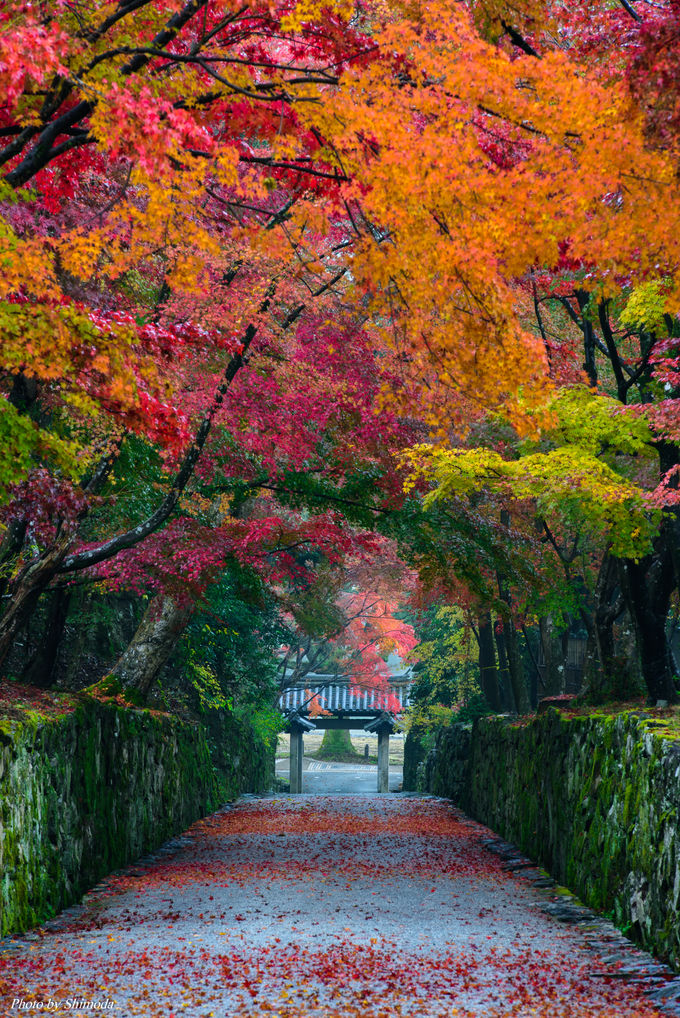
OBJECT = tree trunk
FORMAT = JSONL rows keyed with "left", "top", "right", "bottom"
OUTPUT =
{"left": 502, "top": 618, "right": 531, "bottom": 714}
{"left": 316, "top": 729, "right": 358, "bottom": 759}
{"left": 617, "top": 445, "right": 680, "bottom": 703}
{"left": 593, "top": 555, "right": 623, "bottom": 690}
{"left": 0, "top": 519, "right": 27, "bottom": 601}
{"left": 493, "top": 623, "right": 515, "bottom": 712}
{"left": 619, "top": 545, "right": 678, "bottom": 703}
{"left": 521, "top": 626, "right": 543, "bottom": 709}
{"left": 496, "top": 523, "right": 530, "bottom": 713}
{"left": 106, "top": 593, "right": 194, "bottom": 699}
{"left": 538, "top": 615, "right": 564, "bottom": 696}
{"left": 0, "top": 533, "right": 74, "bottom": 668}
{"left": 21, "top": 589, "right": 72, "bottom": 688}
{"left": 478, "top": 612, "right": 502, "bottom": 711}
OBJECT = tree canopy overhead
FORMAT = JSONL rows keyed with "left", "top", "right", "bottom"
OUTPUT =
{"left": 2, "top": 0, "right": 680, "bottom": 710}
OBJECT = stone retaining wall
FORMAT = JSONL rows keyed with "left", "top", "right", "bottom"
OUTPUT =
{"left": 0, "top": 697, "right": 274, "bottom": 936}
{"left": 405, "top": 709, "right": 680, "bottom": 967}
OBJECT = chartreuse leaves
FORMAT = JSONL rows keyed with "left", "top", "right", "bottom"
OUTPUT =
{"left": 0, "top": 398, "right": 80, "bottom": 500}
{"left": 620, "top": 280, "right": 671, "bottom": 336}
{"left": 534, "top": 386, "right": 654, "bottom": 460}
{"left": 406, "top": 603, "right": 479, "bottom": 710}
{"left": 0, "top": 299, "right": 136, "bottom": 390}
{"left": 0, "top": 297, "right": 147, "bottom": 495}
{"left": 406, "top": 388, "right": 659, "bottom": 559}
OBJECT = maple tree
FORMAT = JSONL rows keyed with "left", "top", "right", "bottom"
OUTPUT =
{"left": 4, "top": 0, "right": 680, "bottom": 711}
{"left": 404, "top": 602, "right": 482, "bottom": 714}
{"left": 302, "top": 0, "right": 679, "bottom": 422}
{"left": 91, "top": 296, "right": 419, "bottom": 697}
{"left": 274, "top": 548, "right": 418, "bottom": 741}
{"left": 0, "top": 0, "right": 389, "bottom": 690}
{"left": 301, "top": 0, "right": 680, "bottom": 705}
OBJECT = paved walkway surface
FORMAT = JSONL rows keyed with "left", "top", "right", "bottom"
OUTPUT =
{"left": 1, "top": 795, "right": 679, "bottom": 1018}
{"left": 275, "top": 758, "right": 402, "bottom": 793}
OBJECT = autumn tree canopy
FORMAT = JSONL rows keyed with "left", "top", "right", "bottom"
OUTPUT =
{"left": 1, "top": 0, "right": 680, "bottom": 710}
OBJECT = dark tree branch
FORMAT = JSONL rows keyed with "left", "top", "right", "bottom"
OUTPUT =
{"left": 598, "top": 301, "right": 629, "bottom": 403}
{"left": 85, "top": 45, "right": 338, "bottom": 86}
{"left": 4, "top": 0, "right": 209, "bottom": 187}
{"left": 236, "top": 155, "right": 348, "bottom": 182}
{"left": 617, "top": 0, "right": 642, "bottom": 21}
{"left": 556, "top": 294, "right": 581, "bottom": 327}
{"left": 542, "top": 520, "right": 580, "bottom": 565}
{"left": 576, "top": 289, "right": 598, "bottom": 386}
{"left": 82, "top": 0, "right": 158, "bottom": 44}
{"left": 245, "top": 482, "right": 393, "bottom": 516}
{"left": 500, "top": 20, "right": 540, "bottom": 57}
{"left": 521, "top": 625, "right": 546, "bottom": 692}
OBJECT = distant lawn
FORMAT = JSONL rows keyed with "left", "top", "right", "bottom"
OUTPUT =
{"left": 276, "top": 731, "right": 404, "bottom": 767}
{"left": 306, "top": 750, "right": 379, "bottom": 765}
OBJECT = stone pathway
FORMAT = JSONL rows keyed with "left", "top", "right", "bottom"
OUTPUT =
{"left": 1, "top": 795, "right": 679, "bottom": 1017}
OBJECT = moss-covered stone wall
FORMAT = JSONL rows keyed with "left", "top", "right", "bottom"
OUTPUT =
{"left": 405, "top": 709, "right": 680, "bottom": 967}
{"left": 0, "top": 696, "right": 274, "bottom": 937}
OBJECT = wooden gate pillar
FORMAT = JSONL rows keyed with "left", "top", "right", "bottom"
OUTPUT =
{"left": 364, "top": 712, "right": 396, "bottom": 793}
{"left": 377, "top": 728, "right": 390, "bottom": 793}
{"left": 290, "top": 728, "right": 303, "bottom": 793}
{"left": 287, "top": 713, "right": 316, "bottom": 794}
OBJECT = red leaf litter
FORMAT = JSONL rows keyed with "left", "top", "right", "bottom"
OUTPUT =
{"left": 0, "top": 796, "right": 669, "bottom": 1017}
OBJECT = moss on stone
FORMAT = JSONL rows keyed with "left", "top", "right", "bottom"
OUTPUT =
{"left": 0, "top": 695, "right": 275, "bottom": 938}
{"left": 404, "top": 705, "right": 680, "bottom": 970}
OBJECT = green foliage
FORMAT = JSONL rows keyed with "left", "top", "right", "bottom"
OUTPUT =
{"left": 407, "top": 604, "right": 479, "bottom": 708}
{"left": 404, "top": 702, "right": 461, "bottom": 731}
{"left": 98, "top": 436, "right": 165, "bottom": 526}
{"left": 286, "top": 562, "right": 346, "bottom": 639}
{"left": 185, "top": 656, "right": 232, "bottom": 713}
{"left": 401, "top": 601, "right": 485, "bottom": 734}
{"left": 620, "top": 280, "right": 669, "bottom": 336}
{"left": 453, "top": 692, "right": 494, "bottom": 724}
{"left": 224, "top": 462, "right": 393, "bottom": 531}
{"left": 542, "top": 387, "right": 654, "bottom": 460}
{"left": 119, "top": 266, "right": 168, "bottom": 311}
{"left": 390, "top": 495, "right": 539, "bottom": 617}
{"left": 405, "top": 694, "right": 492, "bottom": 732}
{"left": 0, "top": 397, "right": 80, "bottom": 499}
{"left": 409, "top": 386, "right": 660, "bottom": 559}
{"left": 234, "top": 702, "right": 283, "bottom": 750}
{"left": 174, "top": 559, "right": 286, "bottom": 715}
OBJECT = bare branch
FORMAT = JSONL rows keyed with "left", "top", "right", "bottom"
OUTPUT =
{"left": 618, "top": 0, "right": 642, "bottom": 21}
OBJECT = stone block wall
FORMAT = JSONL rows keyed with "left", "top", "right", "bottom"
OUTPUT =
{"left": 0, "top": 697, "right": 274, "bottom": 936}
{"left": 405, "top": 710, "right": 680, "bottom": 967}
